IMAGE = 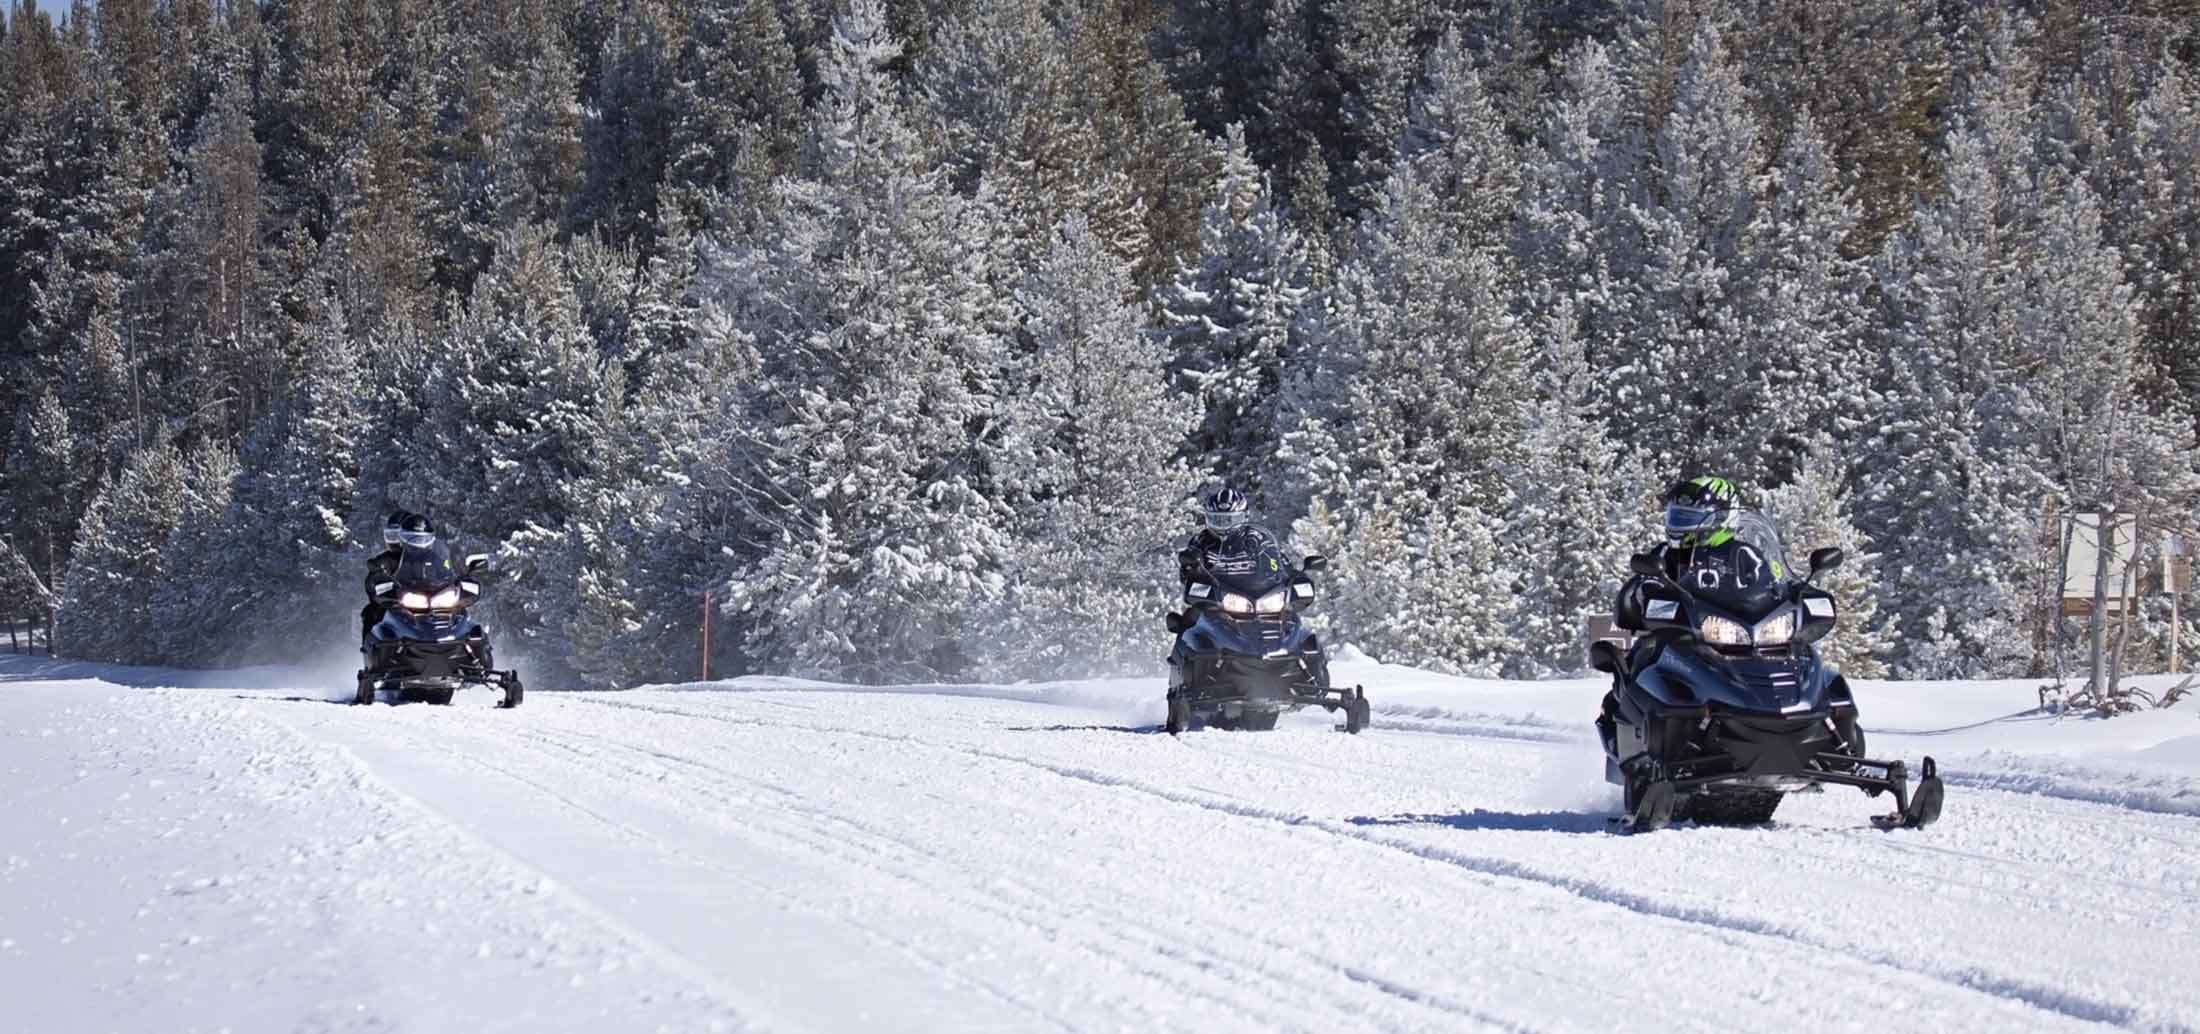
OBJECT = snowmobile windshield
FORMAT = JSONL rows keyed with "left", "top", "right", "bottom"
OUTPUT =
{"left": 394, "top": 540, "right": 462, "bottom": 590}
{"left": 1669, "top": 510, "right": 1792, "bottom": 621}
{"left": 1200, "top": 527, "right": 1293, "bottom": 597}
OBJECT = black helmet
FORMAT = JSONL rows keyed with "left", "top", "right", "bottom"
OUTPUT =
{"left": 1201, "top": 484, "right": 1250, "bottom": 533}
{"left": 385, "top": 511, "right": 437, "bottom": 549}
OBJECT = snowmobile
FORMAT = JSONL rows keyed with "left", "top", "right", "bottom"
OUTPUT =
{"left": 1592, "top": 510, "right": 1941, "bottom": 832}
{"left": 356, "top": 538, "right": 522, "bottom": 708}
{"left": 1164, "top": 527, "right": 1369, "bottom": 734}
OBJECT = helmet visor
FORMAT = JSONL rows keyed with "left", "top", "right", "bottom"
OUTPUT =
{"left": 1204, "top": 509, "right": 1251, "bottom": 532}
{"left": 396, "top": 529, "right": 438, "bottom": 549}
{"left": 1664, "top": 503, "right": 1724, "bottom": 539}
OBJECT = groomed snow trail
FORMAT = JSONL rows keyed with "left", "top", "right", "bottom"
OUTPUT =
{"left": 6, "top": 665, "right": 2199, "bottom": 1033}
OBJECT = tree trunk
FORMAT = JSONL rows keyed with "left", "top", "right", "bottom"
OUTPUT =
{"left": 2090, "top": 507, "right": 2115, "bottom": 700}
{"left": 2109, "top": 518, "right": 2139, "bottom": 702}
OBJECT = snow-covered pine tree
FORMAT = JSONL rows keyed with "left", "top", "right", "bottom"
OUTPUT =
{"left": 612, "top": 318, "right": 763, "bottom": 685}
{"left": 1155, "top": 123, "right": 1323, "bottom": 523}
{"left": 56, "top": 439, "right": 188, "bottom": 664}
{"left": 145, "top": 439, "right": 239, "bottom": 666}
{"left": 2, "top": 387, "right": 84, "bottom": 599}
{"left": 1278, "top": 44, "right": 1533, "bottom": 674}
{"left": 1514, "top": 40, "right": 1644, "bottom": 395}
{"left": 915, "top": 0, "right": 1148, "bottom": 275}
{"left": 568, "top": 2, "right": 676, "bottom": 249}
{"left": 984, "top": 213, "right": 1198, "bottom": 679}
{"left": 1760, "top": 441, "right": 1894, "bottom": 678}
{"left": 1396, "top": 27, "right": 1520, "bottom": 258}
{"left": 664, "top": 0, "right": 805, "bottom": 235}
{"left": 206, "top": 300, "right": 363, "bottom": 666}
{"left": 1748, "top": 111, "right": 1871, "bottom": 480}
{"left": 382, "top": 223, "right": 625, "bottom": 682}
{"left": 1151, "top": 0, "right": 1272, "bottom": 143}
{"left": 1859, "top": 116, "right": 2048, "bottom": 679}
{"left": 2107, "top": 65, "right": 2200, "bottom": 423}
{"left": 701, "top": 0, "right": 1013, "bottom": 683}
{"left": 501, "top": 221, "right": 700, "bottom": 689}
{"left": 1614, "top": 24, "right": 1769, "bottom": 477}
{"left": 1503, "top": 302, "right": 1648, "bottom": 676}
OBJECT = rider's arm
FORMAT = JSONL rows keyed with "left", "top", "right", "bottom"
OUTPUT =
{"left": 1614, "top": 576, "right": 1647, "bottom": 631}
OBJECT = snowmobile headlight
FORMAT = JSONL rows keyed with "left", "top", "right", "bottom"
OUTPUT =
{"left": 1255, "top": 589, "right": 1289, "bottom": 614}
{"left": 399, "top": 591, "right": 433, "bottom": 611}
{"left": 1698, "top": 615, "right": 1750, "bottom": 647}
{"left": 428, "top": 586, "right": 463, "bottom": 609}
{"left": 1754, "top": 610, "right": 1797, "bottom": 645}
{"left": 1221, "top": 592, "right": 1254, "bottom": 615}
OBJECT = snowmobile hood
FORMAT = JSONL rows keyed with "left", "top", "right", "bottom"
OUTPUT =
{"left": 1636, "top": 640, "right": 1839, "bottom": 717}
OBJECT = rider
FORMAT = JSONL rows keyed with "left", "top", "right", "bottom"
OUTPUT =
{"left": 1613, "top": 475, "right": 1781, "bottom": 632}
{"left": 362, "top": 511, "right": 437, "bottom": 641}
{"left": 1177, "top": 483, "right": 1276, "bottom": 594}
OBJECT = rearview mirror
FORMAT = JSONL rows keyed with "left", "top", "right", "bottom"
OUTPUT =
{"left": 1629, "top": 552, "right": 1662, "bottom": 578}
{"left": 1301, "top": 554, "right": 1328, "bottom": 572}
{"left": 465, "top": 553, "right": 490, "bottom": 575}
{"left": 1808, "top": 547, "right": 1844, "bottom": 577}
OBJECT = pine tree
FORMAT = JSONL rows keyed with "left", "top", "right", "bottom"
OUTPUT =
{"left": 1058, "top": 0, "right": 1213, "bottom": 289}
{"left": 1, "top": 386, "right": 82, "bottom": 595}
{"left": 1614, "top": 24, "right": 1768, "bottom": 476}
{"left": 1748, "top": 111, "right": 1871, "bottom": 479}
{"left": 1515, "top": 40, "right": 1645, "bottom": 393}
{"left": 1859, "top": 117, "right": 2049, "bottom": 679}
{"left": 915, "top": 0, "right": 1147, "bottom": 275}
{"left": 131, "top": 74, "right": 269, "bottom": 443}
{"left": 984, "top": 214, "right": 1199, "bottom": 679}
{"left": 1760, "top": 441, "right": 1894, "bottom": 678}
{"left": 1152, "top": 0, "right": 1274, "bottom": 141}
{"left": 388, "top": 223, "right": 623, "bottom": 680}
{"left": 569, "top": 2, "right": 676, "bottom": 249}
{"left": 700, "top": 0, "right": 1014, "bottom": 683}
{"left": 1155, "top": 124, "right": 1322, "bottom": 521}
{"left": 208, "top": 300, "right": 363, "bottom": 665}
{"left": 56, "top": 440, "right": 189, "bottom": 664}
{"left": 1503, "top": 302, "right": 1648, "bottom": 676}
{"left": 2110, "top": 66, "right": 2200, "bottom": 425}
{"left": 145, "top": 440, "right": 239, "bottom": 666}
{"left": 664, "top": 0, "right": 805, "bottom": 235}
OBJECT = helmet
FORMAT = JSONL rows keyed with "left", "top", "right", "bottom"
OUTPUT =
{"left": 1663, "top": 476, "right": 1738, "bottom": 548}
{"left": 1201, "top": 484, "right": 1250, "bottom": 533}
{"left": 386, "top": 511, "right": 437, "bottom": 549}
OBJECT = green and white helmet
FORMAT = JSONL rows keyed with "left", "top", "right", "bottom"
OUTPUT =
{"left": 1662, "top": 475, "right": 1739, "bottom": 547}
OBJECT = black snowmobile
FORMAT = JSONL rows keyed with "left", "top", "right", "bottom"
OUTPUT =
{"left": 1164, "top": 527, "right": 1369, "bottom": 734}
{"left": 357, "top": 539, "right": 522, "bottom": 708}
{"left": 1592, "top": 511, "right": 1941, "bottom": 832}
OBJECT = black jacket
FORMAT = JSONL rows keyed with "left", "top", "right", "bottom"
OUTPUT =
{"left": 364, "top": 546, "right": 402, "bottom": 601}
{"left": 1178, "top": 526, "right": 1283, "bottom": 586}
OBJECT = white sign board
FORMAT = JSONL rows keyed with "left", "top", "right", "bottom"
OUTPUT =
{"left": 2063, "top": 513, "right": 2172, "bottom": 599}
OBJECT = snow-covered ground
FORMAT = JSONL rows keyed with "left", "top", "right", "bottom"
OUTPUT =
{"left": 5, "top": 652, "right": 2198, "bottom": 1033}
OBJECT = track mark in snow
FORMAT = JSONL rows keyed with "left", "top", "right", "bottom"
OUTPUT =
{"left": 574, "top": 694, "right": 2148, "bottom": 1032}
{"left": 926, "top": 733, "right": 2180, "bottom": 1033}
{"left": 520, "top": 705, "right": 1521, "bottom": 1033}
